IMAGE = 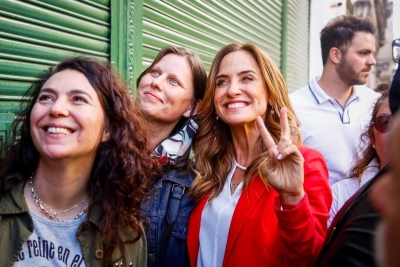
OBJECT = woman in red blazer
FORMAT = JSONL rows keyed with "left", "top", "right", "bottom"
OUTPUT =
{"left": 188, "top": 43, "right": 332, "bottom": 267}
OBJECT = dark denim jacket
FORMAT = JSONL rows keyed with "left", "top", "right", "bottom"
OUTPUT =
{"left": 141, "top": 168, "right": 195, "bottom": 267}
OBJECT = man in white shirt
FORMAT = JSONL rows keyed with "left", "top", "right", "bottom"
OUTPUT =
{"left": 290, "top": 15, "right": 380, "bottom": 185}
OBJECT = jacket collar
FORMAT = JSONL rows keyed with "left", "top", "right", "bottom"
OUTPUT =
{"left": 0, "top": 178, "right": 28, "bottom": 215}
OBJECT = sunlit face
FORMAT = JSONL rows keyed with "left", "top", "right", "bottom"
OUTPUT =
{"left": 30, "top": 69, "right": 108, "bottom": 162}
{"left": 336, "top": 32, "right": 376, "bottom": 85}
{"left": 137, "top": 54, "right": 195, "bottom": 125}
{"left": 372, "top": 100, "right": 391, "bottom": 167}
{"left": 214, "top": 50, "right": 268, "bottom": 126}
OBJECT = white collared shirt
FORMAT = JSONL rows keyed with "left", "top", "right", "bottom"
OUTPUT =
{"left": 328, "top": 158, "right": 379, "bottom": 226}
{"left": 197, "top": 161, "right": 243, "bottom": 267}
{"left": 290, "top": 77, "right": 379, "bottom": 185}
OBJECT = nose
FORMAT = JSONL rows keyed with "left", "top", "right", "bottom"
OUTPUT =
{"left": 227, "top": 80, "right": 241, "bottom": 97}
{"left": 49, "top": 99, "right": 69, "bottom": 117}
{"left": 151, "top": 75, "right": 164, "bottom": 91}
{"left": 367, "top": 54, "right": 376, "bottom": 66}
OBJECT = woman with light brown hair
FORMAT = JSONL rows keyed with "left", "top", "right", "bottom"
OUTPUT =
{"left": 187, "top": 43, "right": 332, "bottom": 266}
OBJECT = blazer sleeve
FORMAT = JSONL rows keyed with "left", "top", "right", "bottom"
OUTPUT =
{"left": 274, "top": 145, "right": 332, "bottom": 266}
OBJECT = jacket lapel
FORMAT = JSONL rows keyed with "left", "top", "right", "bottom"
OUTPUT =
{"left": 187, "top": 194, "right": 208, "bottom": 266}
{"left": 222, "top": 176, "right": 268, "bottom": 266}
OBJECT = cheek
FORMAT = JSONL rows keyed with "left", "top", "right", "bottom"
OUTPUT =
{"left": 30, "top": 105, "right": 42, "bottom": 127}
{"left": 138, "top": 76, "right": 152, "bottom": 90}
{"left": 214, "top": 89, "right": 225, "bottom": 104}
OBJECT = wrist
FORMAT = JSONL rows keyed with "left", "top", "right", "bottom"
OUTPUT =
{"left": 280, "top": 190, "right": 305, "bottom": 206}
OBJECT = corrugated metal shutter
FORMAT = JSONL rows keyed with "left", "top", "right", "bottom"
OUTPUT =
{"left": 139, "top": 0, "right": 283, "bottom": 73}
{"left": 285, "top": 0, "right": 310, "bottom": 92}
{"left": 0, "top": 0, "right": 110, "bottom": 116}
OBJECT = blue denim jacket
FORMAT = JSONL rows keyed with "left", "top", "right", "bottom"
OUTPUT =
{"left": 141, "top": 168, "right": 195, "bottom": 267}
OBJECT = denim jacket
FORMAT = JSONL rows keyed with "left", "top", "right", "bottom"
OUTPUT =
{"left": 0, "top": 179, "right": 147, "bottom": 267}
{"left": 141, "top": 167, "right": 195, "bottom": 267}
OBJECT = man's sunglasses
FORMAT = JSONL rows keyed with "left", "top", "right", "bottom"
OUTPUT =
{"left": 373, "top": 115, "right": 392, "bottom": 133}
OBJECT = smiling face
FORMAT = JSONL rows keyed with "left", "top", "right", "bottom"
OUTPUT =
{"left": 30, "top": 69, "right": 107, "bottom": 162}
{"left": 214, "top": 50, "right": 268, "bottom": 126}
{"left": 136, "top": 53, "right": 195, "bottom": 125}
{"left": 336, "top": 32, "right": 376, "bottom": 85}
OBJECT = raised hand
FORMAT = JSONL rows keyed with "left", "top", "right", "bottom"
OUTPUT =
{"left": 256, "top": 107, "right": 305, "bottom": 205}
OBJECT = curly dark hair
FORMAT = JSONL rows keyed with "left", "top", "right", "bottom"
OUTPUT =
{"left": 0, "top": 57, "right": 157, "bottom": 264}
{"left": 348, "top": 90, "right": 389, "bottom": 178}
{"left": 320, "top": 15, "right": 375, "bottom": 65}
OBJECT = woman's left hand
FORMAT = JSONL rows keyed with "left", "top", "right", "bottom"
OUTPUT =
{"left": 256, "top": 107, "right": 305, "bottom": 205}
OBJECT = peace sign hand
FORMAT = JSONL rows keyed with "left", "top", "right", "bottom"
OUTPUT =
{"left": 256, "top": 107, "right": 305, "bottom": 205}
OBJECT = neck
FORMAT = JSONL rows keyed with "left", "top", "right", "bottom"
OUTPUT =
{"left": 318, "top": 71, "right": 353, "bottom": 107}
{"left": 230, "top": 123, "right": 259, "bottom": 167}
{"left": 146, "top": 118, "right": 179, "bottom": 150}
{"left": 28, "top": 160, "right": 91, "bottom": 210}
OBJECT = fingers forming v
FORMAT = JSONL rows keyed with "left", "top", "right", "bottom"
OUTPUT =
{"left": 276, "top": 107, "right": 291, "bottom": 152}
{"left": 256, "top": 107, "right": 292, "bottom": 160}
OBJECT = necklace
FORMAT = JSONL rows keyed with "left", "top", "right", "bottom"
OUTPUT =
{"left": 234, "top": 159, "right": 248, "bottom": 170}
{"left": 230, "top": 182, "right": 243, "bottom": 195}
{"left": 29, "top": 176, "right": 89, "bottom": 222}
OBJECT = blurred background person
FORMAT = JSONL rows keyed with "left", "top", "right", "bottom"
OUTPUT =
{"left": 313, "top": 41, "right": 400, "bottom": 267}
{"left": 370, "top": 49, "right": 400, "bottom": 267}
{"left": 290, "top": 15, "right": 379, "bottom": 185}
{"left": 329, "top": 89, "right": 391, "bottom": 226}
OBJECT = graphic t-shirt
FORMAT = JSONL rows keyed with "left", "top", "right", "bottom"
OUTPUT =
{"left": 13, "top": 210, "right": 87, "bottom": 267}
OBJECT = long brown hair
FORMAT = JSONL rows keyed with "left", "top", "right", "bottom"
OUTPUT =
{"left": 189, "top": 43, "right": 302, "bottom": 202}
{"left": 0, "top": 57, "right": 157, "bottom": 264}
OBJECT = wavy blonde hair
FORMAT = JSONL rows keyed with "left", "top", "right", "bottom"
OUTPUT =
{"left": 189, "top": 43, "right": 302, "bottom": 202}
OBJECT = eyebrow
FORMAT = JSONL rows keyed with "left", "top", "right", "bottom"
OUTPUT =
{"left": 216, "top": 70, "right": 257, "bottom": 79}
{"left": 40, "top": 88, "right": 94, "bottom": 101}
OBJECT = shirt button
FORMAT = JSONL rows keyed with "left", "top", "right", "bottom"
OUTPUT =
{"left": 95, "top": 250, "right": 104, "bottom": 260}
{"left": 148, "top": 253, "right": 155, "bottom": 262}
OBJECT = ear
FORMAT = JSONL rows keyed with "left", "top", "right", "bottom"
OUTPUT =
{"left": 183, "top": 100, "right": 201, "bottom": 118}
{"left": 101, "top": 131, "right": 110, "bottom": 142}
{"left": 330, "top": 47, "right": 342, "bottom": 64}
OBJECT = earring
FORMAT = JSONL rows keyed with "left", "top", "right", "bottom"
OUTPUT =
{"left": 216, "top": 115, "right": 219, "bottom": 120}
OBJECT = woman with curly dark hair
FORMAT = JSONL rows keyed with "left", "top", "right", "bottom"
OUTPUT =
{"left": 329, "top": 90, "right": 391, "bottom": 226}
{"left": 0, "top": 57, "right": 155, "bottom": 266}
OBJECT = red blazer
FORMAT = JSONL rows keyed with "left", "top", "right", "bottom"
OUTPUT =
{"left": 187, "top": 146, "right": 332, "bottom": 267}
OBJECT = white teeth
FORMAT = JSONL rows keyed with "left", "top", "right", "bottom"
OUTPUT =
{"left": 47, "top": 127, "right": 71, "bottom": 135}
{"left": 227, "top": 102, "right": 246, "bottom": 109}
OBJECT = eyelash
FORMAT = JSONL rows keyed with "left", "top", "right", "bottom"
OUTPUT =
{"left": 216, "top": 80, "right": 226, "bottom": 87}
{"left": 151, "top": 70, "right": 160, "bottom": 76}
{"left": 38, "top": 94, "right": 53, "bottom": 102}
{"left": 37, "top": 94, "right": 87, "bottom": 103}
{"left": 243, "top": 75, "right": 253, "bottom": 81}
{"left": 216, "top": 75, "right": 253, "bottom": 86}
{"left": 73, "top": 96, "right": 87, "bottom": 103}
